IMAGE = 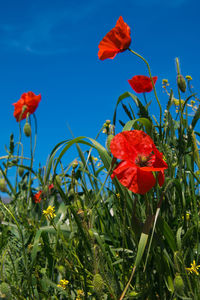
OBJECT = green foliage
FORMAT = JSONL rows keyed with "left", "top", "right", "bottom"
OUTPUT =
{"left": 0, "top": 56, "right": 200, "bottom": 300}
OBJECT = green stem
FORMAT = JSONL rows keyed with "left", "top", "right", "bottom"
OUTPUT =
{"left": 143, "top": 92, "right": 147, "bottom": 105}
{"left": 128, "top": 48, "right": 162, "bottom": 136}
{"left": 119, "top": 266, "right": 136, "bottom": 300}
{"left": 14, "top": 121, "right": 22, "bottom": 192}
{"left": 27, "top": 114, "right": 37, "bottom": 200}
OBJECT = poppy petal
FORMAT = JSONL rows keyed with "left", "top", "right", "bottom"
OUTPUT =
{"left": 111, "top": 160, "right": 156, "bottom": 194}
{"left": 110, "top": 130, "right": 168, "bottom": 194}
{"left": 13, "top": 92, "right": 41, "bottom": 121}
{"left": 128, "top": 75, "right": 158, "bottom": 93}
{"left": 98, "top": 16, "right": 131, "bottom": 60}
{"left": 110, "top": 130, "right": 155, "bottom": 163}
{"left": 33, "top": 190, "right": 42, "bottom": 203}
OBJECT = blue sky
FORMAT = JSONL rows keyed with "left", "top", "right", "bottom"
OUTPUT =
{"left": 0, "top": 0, "right": 200, "bottom": 170}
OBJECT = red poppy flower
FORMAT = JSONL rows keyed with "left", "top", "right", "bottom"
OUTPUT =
{"left": 48, "top": 183, "right": 54, "bottom": 191}
{"left": 33, "top": 190, "right": 42, "bottom": 203}
{"left": 98, "top": 16, "right": 131, "bottom": 60}
{"left": 33, "top": 184, "right": 54, "bottom": 204}
{"left": 13, "top": 91, "right": 41, "bottom": 122}
{"left": 128, "top": 75, "right": 158, "bottom": 93}
{"left": 110, "top": 130, "right": 168, "bottom": 195}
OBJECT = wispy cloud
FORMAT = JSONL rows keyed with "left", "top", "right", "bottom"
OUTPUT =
{"left": 0, "top": 1, "right": 97, "bottom": 55}
{"left": 133, "top": 0, "right": 188, "bottom": 7}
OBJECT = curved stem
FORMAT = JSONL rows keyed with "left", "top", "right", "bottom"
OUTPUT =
{"left": 128, "top": 48, "right": 162, "bottom": 136}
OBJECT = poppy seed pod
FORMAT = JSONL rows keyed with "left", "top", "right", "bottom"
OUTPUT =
{"left": 23, "top": 122, "right": 31, "bottom": 137}
{"left": 0, "top": 178, "right": 7, "bottom": 193}
{"left": 177, "top": 75, "right": 186, "bottom": 93}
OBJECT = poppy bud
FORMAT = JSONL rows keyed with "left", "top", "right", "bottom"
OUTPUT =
{"left": 106, "top": 134, "right": 114, "bottom": 152}
{"left": 23, "top": 122, "right": 31, "bottom": 137}
{"left": 0, "top": 212, "right": 3, "bottom": 223}
{"left": 0, "top": 282, "right": 12, "bottom": 299}
{"left": 92, "top": 274, "right": 104, "bottom": 295}
{"left": 174, "top": 273, "right": 184, "bottom": 295}
{"left": 55, "top": 175, "right": 62, "bottom": 186}
{"left": 57, "top": 265, "right": 65, "bottom": 274}
{"left": 0, "top": 179, "right": 7, "bottom": 193}
{"left": 72, "top": 160, "right": 78, "bottom": 169}
{"left": 18, "top": 166, "right": 24, "bottom": 177}
{"left": 177, "top": 75, "right": 186, "bottom": 93}
{"left": 12, "top": 158, "right": 19, "bottom": 164}
{"left": 43, "top": 185, "right": 49, "bottom": 194}
{"left": 88, "top": 229, "right": 94, "bottom": 238}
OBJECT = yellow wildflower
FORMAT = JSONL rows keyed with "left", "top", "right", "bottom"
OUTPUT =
{"left": 186, "top": 213, "right": 190, "bottom": 221}
{"left": 162, "top": 79, "right": 169, "bottom": 84}
{"left": 186, "top": 260, "right": 200, "bottom": 275}
{"left": 116, "top": 193, "right": 120, "bottom": 199}
{"left": 186, "top": 75, "right": 192, "bottom": 81}
{"left": 182, "top": 212, "right": 190, "bottom": 222}
{"left": 57, "top": 279, "right": 69, "bottom": 289}
{"left": 173, "top": 98, "right": 185, "bottom": 106}
{"left": 43, "top": 206, "right": 56, "bottom": 219}
{"left": 77, "top": 289, "right": 84, "bottom": 297}
{"left": 92, "top": 156, "right": 98, "bottom": 162}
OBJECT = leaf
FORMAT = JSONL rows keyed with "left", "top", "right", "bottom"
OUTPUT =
{"left": 122, "top": 103, "right": 133, "bottom": 120}
{"left": 119, "top": 120, "right": 125, "bottom": 127}
{"left": 176, "top": 227, "right": 182, "bottom": 250}
{"left": 157, "top": 216, "right": 177, "bottom": 252}
{"left": 191, "top": 104, "right": 200, "bottom": 129}
{"left": 31, "top": 229, "right": 42, "bottom": 264}
{"left": 134, "top": 232, "right": 149, "bottom": 267}
{"left": 113, "top": 92, "right": 139, "bottom": 126}
{"left": 122, "top": 118, "right": 152, "bottom": 135}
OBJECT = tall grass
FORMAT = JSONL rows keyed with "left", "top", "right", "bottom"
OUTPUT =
{"left": 0, "top": 26, "right": 200, "bottom": 300}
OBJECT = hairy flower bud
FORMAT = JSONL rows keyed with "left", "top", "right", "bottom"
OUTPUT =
{"left": 0, "top": 178, "right": 7, "bottom": 193}
{"left": 0, "top": 282, "right": 12, "bottom": 299}
{"left": 177, "top": 75, "right": 186, "bottom": 93}
{"left": 174, "top": 273, "right": 184, "bottom": 295}
{"left": 92, "top": 274, "right": 104, "bottom": 295}
{"left": 72, "top": 160, "right": 78, "bottom": 169}
{"left": 23, "top": 122, "right": 31, "bottom": 137}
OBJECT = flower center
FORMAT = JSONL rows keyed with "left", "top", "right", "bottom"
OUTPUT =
{"left": 135, "top": 154, "right": 152, "bottom": 167}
